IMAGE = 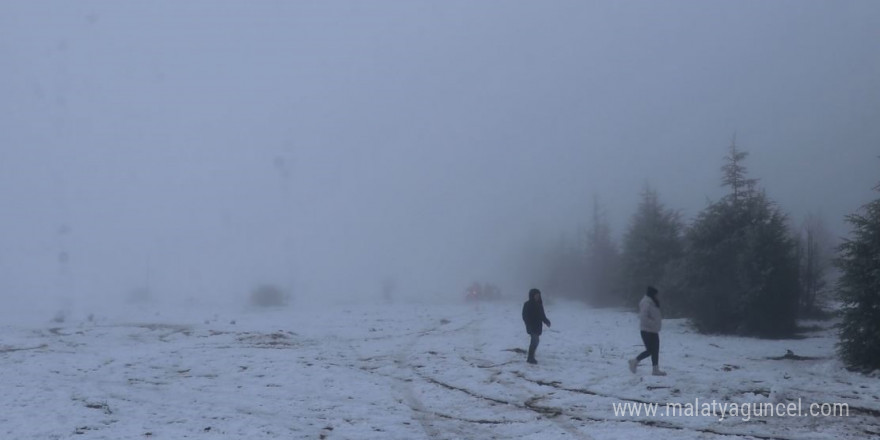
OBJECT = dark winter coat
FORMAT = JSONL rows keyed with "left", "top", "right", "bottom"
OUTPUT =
{"left": 522, "top": 296, "right": 551, "bottom": 336}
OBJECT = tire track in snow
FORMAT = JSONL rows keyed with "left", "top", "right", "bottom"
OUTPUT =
{"left": 510, "top": 372, "right": 803, "bottom": 440}
{"left": 389, "top": 318, "right": 492, "bottom": 439}
{"left": 336, "top": 317, "right": 488, "bottom": 439}
{"left": 392, "top": 326, "right": 443, "bottom": 440}
{"left": 453, "top": 308, "right": 806, "bottom": 439}
{"left": 457, "top": 316, "right": 806, "bottom": 440}
{"left": 385, "top": 308, "right": 594, "bottom": 437}
{"left": 462, "top": 310, "right": 596, "bottom": 440}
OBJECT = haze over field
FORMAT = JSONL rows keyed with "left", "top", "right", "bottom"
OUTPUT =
{"left": 1, "top": 1, "right": 878, "bottom": 311}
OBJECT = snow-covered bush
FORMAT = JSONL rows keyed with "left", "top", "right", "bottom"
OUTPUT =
{"left": 249, "top": 284, "right": 289, "bottom": 307}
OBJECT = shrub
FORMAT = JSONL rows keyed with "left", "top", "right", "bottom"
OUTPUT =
{"left": 249, "top": 284, "right": 289, "bottom": 307}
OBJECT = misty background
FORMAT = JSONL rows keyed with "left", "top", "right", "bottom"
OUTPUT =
{"left": 1, "top": 1, "right": 878, "bottom": 314}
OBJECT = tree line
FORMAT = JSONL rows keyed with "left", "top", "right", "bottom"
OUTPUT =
{"left": 523, "top": 139, "right": 879, "bottom": 372}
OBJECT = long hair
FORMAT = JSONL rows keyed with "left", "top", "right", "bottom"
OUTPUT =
{"left": 646, "top": 286, "right": 660, "bottom": 308}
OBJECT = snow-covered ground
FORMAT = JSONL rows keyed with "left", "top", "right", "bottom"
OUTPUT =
{"left": 2, "top": 297, "right": 877, "bottom": 439}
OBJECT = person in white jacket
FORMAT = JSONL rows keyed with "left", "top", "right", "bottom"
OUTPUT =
{"left": 629, "top": 286, "right": 667, "bottom": 376}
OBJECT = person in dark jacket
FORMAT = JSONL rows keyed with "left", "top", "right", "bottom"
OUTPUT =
{"left": 522, "top": 288, "right": 551, "bottom": 364}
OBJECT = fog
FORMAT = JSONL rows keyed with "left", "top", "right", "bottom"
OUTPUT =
{"left": 2, "top": 1, "right": 878, "bottom": 311}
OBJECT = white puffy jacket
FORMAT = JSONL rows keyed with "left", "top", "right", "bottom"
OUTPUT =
{"left": 639, "top": 295, "right": 662, "bottom": 333}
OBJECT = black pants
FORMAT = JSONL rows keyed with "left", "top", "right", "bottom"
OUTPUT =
{"left": 636, "top": 331, "right": 659, "bottom": 366}
{"left": 528, "top": 334, "right": 540, "bottom": 360}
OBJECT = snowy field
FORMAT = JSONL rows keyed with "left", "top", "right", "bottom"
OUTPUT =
{"left": 2, "top": 297, "right": 878, "bottom": 440}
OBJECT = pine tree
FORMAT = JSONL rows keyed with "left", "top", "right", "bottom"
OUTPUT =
{"left": 682, "top": 198, "right": 744, "bottom": 333}
{"left": 836, "top": 179, "right": 880, "bottom": 371}
{"left": 720, "top": 134, "right": 758, "bottom": 204}
{"left": 682, "top": 141, "right": 799, "bottom": 336}
{"left": 736, "top": 191, "right": 800, "bottom": 336}
{"left": 620, "top": 185, "right": 684, "bottom": 309}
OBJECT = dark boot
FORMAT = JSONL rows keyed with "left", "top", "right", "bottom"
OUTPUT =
{"left": 527, "top": 334, "right": 539, "bottom": 364}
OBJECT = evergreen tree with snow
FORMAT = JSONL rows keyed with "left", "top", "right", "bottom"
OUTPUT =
{"left": 620, "top": 185, "right": 684, "bottom": 309}
{"left": 682, "top": 140, "right": 800, "bottom": 336}
{"left": 836, "top": 178, "right": 880, "bottom": 371}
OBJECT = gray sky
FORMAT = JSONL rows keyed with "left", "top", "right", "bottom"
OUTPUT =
{"left": 1, "top": 1, "right": 878, "bottom": 306}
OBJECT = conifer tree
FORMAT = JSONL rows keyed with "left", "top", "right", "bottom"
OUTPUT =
{"left": 620, "top": 185, "right": 684, "bottom": 308}
{"left": 836, "top": 179, "right": 880, "bottom": 371}
{"left": 721, "top": 134, "right": 758, "bottom": 204}
{"left": 682, "top": 139, "right": 800, "bottom": 336}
